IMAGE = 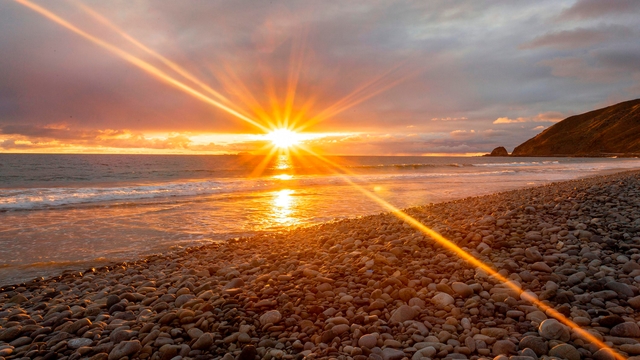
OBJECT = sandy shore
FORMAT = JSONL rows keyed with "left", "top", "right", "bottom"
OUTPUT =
{"left": 2, "top": 171, "right": 640, "bottom": 360}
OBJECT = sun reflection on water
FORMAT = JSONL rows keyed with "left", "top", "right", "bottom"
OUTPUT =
{"left": 271, "top": 189, "right": 297, "bottom": 226}
{"left": 274, "top": 154, "right": 292, "bottom": 170}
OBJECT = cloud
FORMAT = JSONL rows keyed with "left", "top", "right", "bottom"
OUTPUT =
{"left": 532, "top": 125, "right": 545, "bottom": 131}
{"left": 493, "top": 117, "right": 528, "bottom": 124}
{"left": 449, "top": 129, "right": 476, "bottom": 139}
{"left": 538, "top": 54, "right": 640, "bottom": 83}
{"left": 534, "top": 111, "right": 565, "bottom": 122}
{"left": 520, "top": 26, "right": 632, "bottom": 50}
{"left": 493, "top": 112, "right": 565, "bottom": 124}
{"left": 431, "top": 117, "right": 468, "bottom": 121}
{"left": 559, "top": 0, "right": 640, "bottom": 19}
{"left": 0, "top": 1, "right": 639, "bottom": 154}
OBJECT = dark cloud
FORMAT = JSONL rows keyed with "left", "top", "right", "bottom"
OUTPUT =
{"left": 1, "top": 0, "right": 639, "bottom": 154}
{"left": 559, "top": 0, "right": 640, "bottom": 19}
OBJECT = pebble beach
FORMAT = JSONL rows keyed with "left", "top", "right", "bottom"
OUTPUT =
{"left": 2, "top": 170, "right": 640, "bottom": 360}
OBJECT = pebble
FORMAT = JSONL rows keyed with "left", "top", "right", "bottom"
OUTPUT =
{"left": 68, "top": 338, "right": 93, "bottom": 349}
{"left": 432, "top": 292, "right": 455, "bottom": 307}
{"left": 259, "top": 310, "right": 282, "bottom": 325}
{"left": 610, "top": 322, "right": 640, "bottom": 338}
{"left": 519, "top": 336, "right": 548, "bottom": 356}
{"left": 1, "top": 171, "right": 639, "bottom": 360}
{"left": 389, "top": 305, "right": 417, "bottom": 323}
{"left": 548, "top": 344, "right": 580, "bottom": 360}
{"left": 108, "top": 340, "right": 141, "bottom": 360}
{"left": 358, "top": 333, "right": 378, "bottom": 348}
{"left": 538, "top": 319, "right": 570, "bottom": 342}
{"left": 451, "top": 282, "right": 473, "bottom": 297}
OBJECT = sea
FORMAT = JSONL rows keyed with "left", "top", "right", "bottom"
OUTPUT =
{"left": 2, "top": 154, "right": 640, "bottom": 286}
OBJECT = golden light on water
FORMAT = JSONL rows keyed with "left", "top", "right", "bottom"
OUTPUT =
{"left": 271, "top": 189, "right": 297, "bottom": 226}
{"left": 273, "top": 174, "right": 293, "bottom": 180}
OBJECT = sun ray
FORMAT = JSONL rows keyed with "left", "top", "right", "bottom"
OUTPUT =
{"left": 72, "top": 0, "right": 250, "bottom": 117}
{"left": 249, "top": 147, "right": 279, "bottom": 178}
{"left": 296, "top": 61, "right": 420, "bottom": 131}
{"left": 283, "top": 28, "right": 309, "bottom": 130}
{"left": 15, "top": 0, "right": 269, "bottom": 132}
{"left": 295, "top": 146, "right": 625, "bottom": 360}
{"left": 213, "top": 61, "right": 275, "bottom": 126}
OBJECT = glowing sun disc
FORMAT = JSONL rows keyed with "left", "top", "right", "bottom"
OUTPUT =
{"left": 266, "top": 129, "right": 302, "bottom": 149}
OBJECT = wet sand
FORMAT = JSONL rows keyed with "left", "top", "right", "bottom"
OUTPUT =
{"left": 1, "top": 171, "right": 640, "bottom": 360}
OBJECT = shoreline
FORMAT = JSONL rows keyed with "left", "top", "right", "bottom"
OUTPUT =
{"left": 1, "top": 170, "right": 640, "bottom": 359}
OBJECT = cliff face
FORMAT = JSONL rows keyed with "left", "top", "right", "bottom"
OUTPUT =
{"left": 512, "top": 99, "right": 640, "bottom": 156}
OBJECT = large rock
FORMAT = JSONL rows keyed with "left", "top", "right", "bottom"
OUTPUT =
{"left": 488, "top": 146, "right": 509, "bottom": 156}
{"left": 539, "top": 319, "right": 570, "bottom": 341}
{"left": 389, "top": 305, "right": 417, "bottom": 323}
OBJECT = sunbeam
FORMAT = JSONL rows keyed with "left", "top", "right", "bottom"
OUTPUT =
{"left": 15, "top": 0, "right": 269, "bottom": 132}
{"left": 295, "top": 146, "right": 625, "bottom": 360}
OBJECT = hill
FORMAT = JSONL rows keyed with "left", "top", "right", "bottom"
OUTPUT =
{"left": 512, "top": 99, "right": 640, "bottom": 156}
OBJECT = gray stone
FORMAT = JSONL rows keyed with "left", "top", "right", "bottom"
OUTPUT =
{"left": 260, "top": 310, "right": 282, "bottom": 325}
{"left": 519, "top": 336, "right": 548, "bottom": 356}
{"left": 432, "top": 292, "right": 455, "bottom": 307}
{"left": 389, "top": 305, "right": 417, "bottom": 323}
{"left": 412, "top": 346, "right": 436, "bottom": 360}
{"left": 592, "top": 348, "right": 617, "bottom": 360}
{"left": 452, "top": 282, "right": 474, "bottom": 298}
{"left": 68, "top": 338, "right": 93, "bottom": 349}
{"left": 382, "top": 347, "right": 405, "bottom": 360}
{"left": 548, "top": 343, "right": 580, "bottom": 360}
{"left": 492, "top": 340, "right": 517, "bottom": 356}
{"left": 108, "top": 340, "right": 141, "bottom": 360}
{"left": 610, "top": 322, "right": 640, "bottom": 338}
{"left": 192, "top": 333, "right": 213, "bottom": 350}
{"left": 538, "top": 319, "right": 570, "bottom": 342}
{"left": 606, "top": 281, "right": 634, "bottom": 298}
{"left": 358, "top": 334, "right": 378, "bottom": 348}
{"left": 531, "top": 262, "right": 553, "bottom": 273}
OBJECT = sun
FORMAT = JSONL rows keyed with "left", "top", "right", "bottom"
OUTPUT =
{"left": 265, "top": 129, "right": 303, "bottom": 149}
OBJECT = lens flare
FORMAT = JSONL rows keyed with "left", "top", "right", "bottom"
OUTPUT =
{"left": 14, "top": 0, "right": 268, "bottom": 132}
{"left": 265, "top": 129, "right": 303, "bottom": 149}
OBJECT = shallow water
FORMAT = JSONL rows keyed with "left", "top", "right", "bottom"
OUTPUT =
{"left": 1, "top": 154, "right": 640, "bottom": 285}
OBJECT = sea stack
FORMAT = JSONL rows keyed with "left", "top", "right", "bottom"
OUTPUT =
{"left": 488, "top": 146, "right": 509, "bottom": 156}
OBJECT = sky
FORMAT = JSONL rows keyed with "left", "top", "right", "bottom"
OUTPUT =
{"left": 1, "top": 0, "right": 639, "bottom": 155}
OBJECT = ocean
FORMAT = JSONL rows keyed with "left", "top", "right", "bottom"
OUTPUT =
{"left": 1, "top": 154, "right": 640, "bottom": 286}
